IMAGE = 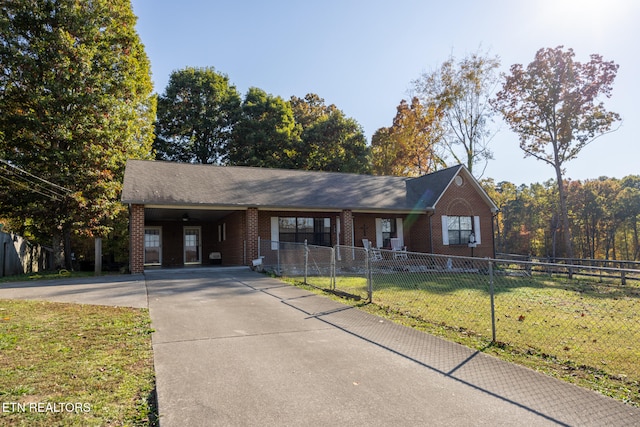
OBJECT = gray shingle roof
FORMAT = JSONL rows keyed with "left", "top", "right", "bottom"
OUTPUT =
{"left": 121, "top": 160, "right": 493, "bottom": 213}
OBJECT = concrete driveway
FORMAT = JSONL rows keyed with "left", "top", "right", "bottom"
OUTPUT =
{"left": 143, "top": 268, "right": 640, "bottom": 427}
{"left": 2, "top": 268, "right": 639, "bottom": 426}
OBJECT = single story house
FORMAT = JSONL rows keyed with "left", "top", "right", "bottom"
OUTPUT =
{"left": 121, "top": 160, "right": 498, "bottom": 273}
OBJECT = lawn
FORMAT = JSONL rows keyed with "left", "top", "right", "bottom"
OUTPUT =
{"left": 0, "top": 299, "right": 156, "bottom": 426}
{"left": 288, "top": 271, "right": 640, "bottom": 407}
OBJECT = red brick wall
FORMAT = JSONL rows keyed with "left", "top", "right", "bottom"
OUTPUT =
{"left": 130, "top": 204, "right": 145, "bottom": 274}
{"left": 246, "top": 208, "right": 259, "bottom": 263}
{"left": 215, "top": 211, "right": 246, "bottom": 265}
{"left": 431, "top": 178, "right": 494, "bottom": 258}
{"left": 341, "top": 210, "right": 353, "bottom": 247}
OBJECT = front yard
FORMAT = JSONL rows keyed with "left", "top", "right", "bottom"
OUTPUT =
{"left": 0, "top": 299, "right": 156, "bottom": 426}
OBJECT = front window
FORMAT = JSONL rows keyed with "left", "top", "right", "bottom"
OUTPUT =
{"left": 447, "top": 216, "right": 473, "bottom": 245}
{"left": 381, "top": 218, "right": 397, "bottom": 248}
{"left": 144, "top": 227, "right": 161, "bottom": 265}
{"left": 279, "top": 217, "right": 331, "bottom": 246}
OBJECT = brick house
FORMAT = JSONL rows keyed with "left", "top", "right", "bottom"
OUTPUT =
{"left": 121, "top": 160, "right": 498, "bottom": 273}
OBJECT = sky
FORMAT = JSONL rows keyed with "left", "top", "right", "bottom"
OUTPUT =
{"left": 130, "top": 0, "right": 639, "bottom": 185}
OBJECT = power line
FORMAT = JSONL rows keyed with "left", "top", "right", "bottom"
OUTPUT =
{"left": 0, "top": 158, "right": 73, "bottom": 201}
{"left": 0, "top": 158, "right": 73, "bottom": 194}
{"left": 0, "top": 167, "right": 67, "bottom": 199}
{"left": 0, "top": 173, "right": 63, "bottom": 200}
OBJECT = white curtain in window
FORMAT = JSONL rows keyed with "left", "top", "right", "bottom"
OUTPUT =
{"left": 441, "top": 215, "right": 449, "bottom": 245}
{"left": 375, "top": 218, "right": 383, "bottom": 248}
{"left": 271, "top": 217, "right": 279, "bottom": 250}
{"left": 396, "top": 218, "right": 404, "bottom": 246}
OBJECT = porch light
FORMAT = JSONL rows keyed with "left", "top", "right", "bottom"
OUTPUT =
{"left": 182, "top": 213, "right": 189, "bottom": 222}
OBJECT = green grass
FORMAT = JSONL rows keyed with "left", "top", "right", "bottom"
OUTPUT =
{"left": 0, "top": 270, "right": 117, "bottom": 284}
{"left": 285, "top": 272, "right": 640, "bottom": 407}
{"left": 0, "top": 299, "right": 156, "bottom": 426}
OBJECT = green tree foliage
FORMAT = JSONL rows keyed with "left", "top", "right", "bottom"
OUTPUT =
{"left": 484, "top": 176, "right": 640, "bottom": 261}
{"left": 492, "top": 46, "right": 620, "bottom": 258}
{"left": 227, "top": 87, "right": 299, "bottom": 168}
{"left": 413, "top": 50, "right": 500, "bottom": 176}
{"left": 290, "top": 94, "right": 369, "bottom": 173}
{"left": 0, "top": 0, "right": 155, "bottom": 267}
{"left": 615, "top": 176, "right": 640, "bottom": 260}
{"left": 154, "top": 67, "right": 241, "bottom": 164}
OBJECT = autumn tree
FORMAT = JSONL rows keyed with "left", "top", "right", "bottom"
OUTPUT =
{"left": 290, "top": 94, "right": 369, "bottom": 173}
{"left": 0, "top": 0, "right": 156, "bottom": 268}
{"left": 413, "top": 50, "right": 500, "bottom": 176}
{"left": 154, "top": 67, "right": 241, "bottom": 164}
{"left": 616, "top": 176, "right": 640, "bottom": 260}
{"left": 492, "top": 46, "right": 620, "bottom": 258}
{"left": 371, "top": 127, "right": 402, "bottom": 176}
{"left": 227, "top": 87, "right": 300, "bottom": 168}
{"left": 383, "top": 97, "right": 447, "bottom": 177}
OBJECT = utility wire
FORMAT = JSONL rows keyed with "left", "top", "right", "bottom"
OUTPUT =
{"left": 0, "top": 167, "right": 67, "bottom": 199}
{"left": 0, "top": 173, "right": 64, "bottom": 200}
{"left": 0, "top": 158, "right": 73, "bottom": 201}
{"left": 0, "top": 158, "right": 73, "bottom": 194}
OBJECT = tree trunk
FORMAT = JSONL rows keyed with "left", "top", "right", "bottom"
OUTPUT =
{"left": 63, "top": 225, "right": 73, "bottom": 270}
{"left": 52, "top": 232, "right": 65, "bottom": 270}
{"left": 633, "top": 218, "right": 640, "bottom": 261}
{"left": 555, "top": 165, "right": 574, "bottom": 259}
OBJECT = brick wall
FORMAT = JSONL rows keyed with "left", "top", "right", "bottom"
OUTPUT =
{"left": 431, "top": 177, "right": 494, "bottom": 258}
{"left": 130, "top": 204, "right": 145, "bottom": 274}
{"left": 340, "top": 210, "right": 353, "bottom": 247}
{"left": 246, "top": 208, "right": 259, "bottom": 263}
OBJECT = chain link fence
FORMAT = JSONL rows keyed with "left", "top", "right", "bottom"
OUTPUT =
{"left": 258, "top": 239, "right": 640, "bottom": 402}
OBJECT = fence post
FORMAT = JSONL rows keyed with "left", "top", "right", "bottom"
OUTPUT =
{"left": 304, "top": 240, "right": 308, "bottom": 285}
{"left": 620, "top": 261, "right": 627, "bottom": 286}
{"left": 365, "top": 248, "right": 373, "bottom": 303}
{"left": 489, "top": 258, "right": 496, "bottom": 343}
{"left": 330, "top": 246, "right": 336, "bottom": 290}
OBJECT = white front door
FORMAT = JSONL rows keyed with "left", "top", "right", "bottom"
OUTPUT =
{"left": 183, "top": 227, "right": 201, "bottom": 265}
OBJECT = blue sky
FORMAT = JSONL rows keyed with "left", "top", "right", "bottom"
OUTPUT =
{"left": 130, "top": 0, "right": 639, "bottom": 185}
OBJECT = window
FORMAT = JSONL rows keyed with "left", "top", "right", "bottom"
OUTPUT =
{"left": 184, "top": 227, "right": 201, "bottom": 264}
{"left": 381, "top": 218, "right": 397, "bottom": 248}
{"left": 144, "top": 227, "right": 162, "bottom": 265}
{"left": 278, "top": 217, "right": 331, "bottom": 246}
{"left": 447, "top": 216, "right": 473, "bottom": 245}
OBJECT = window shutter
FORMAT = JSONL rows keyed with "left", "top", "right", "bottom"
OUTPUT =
{"left": 396, "top": 218, "right": 404, "bottom": 246}
{"left": 375, "top": 218, "right": 383, "bottom": 248}
{"left": 271, "top": 217, "right": 279, "bottom": 250}
{"left": 441, "top": 215, "right": 449, "bottom": 245}
{"left": 474, "top": 216, "right": 481, "bottom": 245}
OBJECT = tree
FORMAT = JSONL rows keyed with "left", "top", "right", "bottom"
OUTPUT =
{"left": 616, "top": 176, "right": 640, "bottom": 260}
{"left": 371, "top": 127, "right": 402, "bottom": 176}
{"left": 154, "top": 67, "right": 241, "bottom": 164}
{"left": 290, "top": 94, "right": 369, "bottom": 173}
{"left": 413, "top": 50, "right": 500, "bottom": 176}
{"left": 0, "top": 0, "right": 156, "bottom": 268}
{"left": 492, "top": 46, "right": 620, "bottom": 258}
{"left": 386, "top": 97, "right": 447, "bottom": 176}
{"left": 227, "top": 87, "right": 299, "bottom": 168}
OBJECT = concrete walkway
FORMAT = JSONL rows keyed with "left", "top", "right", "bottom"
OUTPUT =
{"left": 2, "top": 268, "right": 640, "bottom": 426}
